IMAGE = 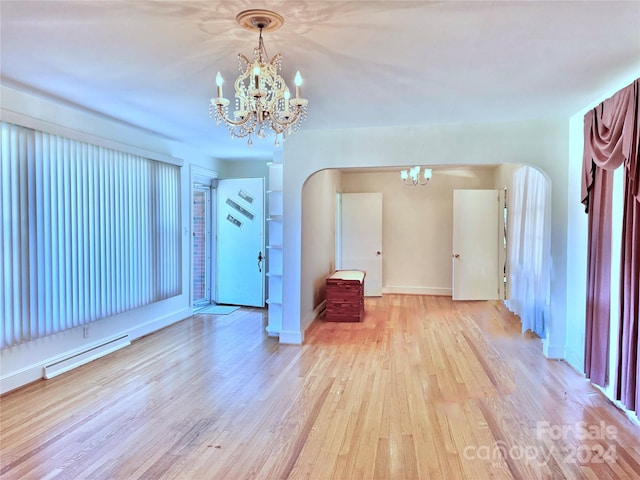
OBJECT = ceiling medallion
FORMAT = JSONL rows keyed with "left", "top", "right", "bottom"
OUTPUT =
{"left": 209, "top": 9, "right": 308, "bottom": 147}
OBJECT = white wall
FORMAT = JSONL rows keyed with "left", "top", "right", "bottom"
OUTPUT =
{"left": 222, "top": 159, "right": 270, "bottom": 179}
{"left": 282, "top": 119, "right": 570, "bottom": 352}
{"left": 299, "top": 169, "right": 342, "bottom": 333}
{"left": 340, "top": 167, "right": 496, "bottom": 295}
{"left": 0, "top": 84, "right": 222, "bottom": 393}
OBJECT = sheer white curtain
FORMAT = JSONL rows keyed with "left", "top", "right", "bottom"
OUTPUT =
{"left": 0, "top": 122, "right": 181, "bottom": 349}
{"left": 505, "top": 166, "right": 551, "bottom": 337}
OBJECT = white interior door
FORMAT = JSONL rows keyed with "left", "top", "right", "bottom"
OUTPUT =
{"left": 339, "top": 192, "right": 383, "bottom": 296}
{"left": 216, "top": 178, "right": 265, "bottom": 307}
{"left": 452, "top": 189, "right": 499, "bottom": 300}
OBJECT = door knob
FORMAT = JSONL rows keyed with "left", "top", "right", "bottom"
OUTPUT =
{"left": 257, "top": 251, "right": 264, "bottom": 272}
{"left": 376, "top": 251, "right": 382, "bottom": 256}
{"left": 453, "top": 254, "right": 460, "bottom": 258}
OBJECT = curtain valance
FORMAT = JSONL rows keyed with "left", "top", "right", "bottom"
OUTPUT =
{"left": 582, "top": 79, "right": 640, "bottom": 212}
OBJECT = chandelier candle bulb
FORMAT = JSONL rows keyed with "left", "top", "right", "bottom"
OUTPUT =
{"left": 215, "top": 72, "right": 224, "bottom": 98}
{"left": 253, "top": 65, "right": 260, "bottom": 89}
{"left": 294, "top": 71, "right": 302, "bottom": 98}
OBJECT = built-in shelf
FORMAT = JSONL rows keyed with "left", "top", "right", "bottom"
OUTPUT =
{"left": 266, "top": 154, "right": 284, "bottom": 337}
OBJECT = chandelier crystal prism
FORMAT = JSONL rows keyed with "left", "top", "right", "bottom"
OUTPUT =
{"left": 209, "top": 9, "right": 308, "bottom": 147}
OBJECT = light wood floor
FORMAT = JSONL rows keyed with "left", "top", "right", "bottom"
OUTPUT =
{"left": 1, "top": 295, "right": 639, "bottom": 479}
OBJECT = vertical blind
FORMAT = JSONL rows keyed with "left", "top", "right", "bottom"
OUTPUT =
{"left": 0, "top": 122, "right": 181, "bottom": 349}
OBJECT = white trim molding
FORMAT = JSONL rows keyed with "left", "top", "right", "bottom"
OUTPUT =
{"left": 382, "top": 286, "right": 452, "bottom": 296}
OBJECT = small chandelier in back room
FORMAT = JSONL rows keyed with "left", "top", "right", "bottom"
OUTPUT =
{"left": 209, "top": 9, "right": 308, "bottom": 147}
{"left": 401, "top": 166, "right": 432, "bottom": 186}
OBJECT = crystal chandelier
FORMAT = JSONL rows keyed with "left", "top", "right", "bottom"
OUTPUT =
{"left": 400, "top": 166, "right": 432, "bottom": 186}
{"left": 209, "top": 9, "right": 308, "bottom": 147}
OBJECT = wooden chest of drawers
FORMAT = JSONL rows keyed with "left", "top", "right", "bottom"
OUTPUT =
{"left": 325, "top": 270, "right": 365, "bottom": 322}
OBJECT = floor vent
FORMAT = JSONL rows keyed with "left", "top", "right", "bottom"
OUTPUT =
{"left": 43, "top": 335, "right": 131, "bottom": 379}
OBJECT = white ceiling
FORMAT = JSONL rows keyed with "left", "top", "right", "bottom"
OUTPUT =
{"left": 1, "top": 1, "right": 639, "bottom": 160}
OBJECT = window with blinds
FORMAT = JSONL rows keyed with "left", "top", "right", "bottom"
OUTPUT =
{"left": 0, "top": 122, "right": 181, "bottom": 349}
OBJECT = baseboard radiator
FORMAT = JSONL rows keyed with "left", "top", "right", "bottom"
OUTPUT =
{"left": 43, "top": 335, "right": 131, "bottom": 379}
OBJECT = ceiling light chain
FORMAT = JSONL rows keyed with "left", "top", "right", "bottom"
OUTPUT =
{"left": 209, "top": 9, "right": 308, "bottom": 147}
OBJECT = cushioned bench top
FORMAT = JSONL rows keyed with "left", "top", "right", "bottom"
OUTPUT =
{"left": 328, "top": 270, "right": 365, "bottom": 283}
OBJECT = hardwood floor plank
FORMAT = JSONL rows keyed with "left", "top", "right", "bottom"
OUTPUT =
{"left": 2, "top": 297, "right": 640, "bottom": 479}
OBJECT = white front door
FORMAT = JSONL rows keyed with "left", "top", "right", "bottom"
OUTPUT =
{"left": 216, "top": 178, "right": 265, "bottom": 307}
{"left": 339, "top": 192, "right": 383, "bottom": 296}
{"left": 452, "top": 189, "right": 500, "bottom": 300}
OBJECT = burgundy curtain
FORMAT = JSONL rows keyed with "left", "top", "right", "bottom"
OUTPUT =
{"left": 581, "top": 160, "right": 613, "bottom": 387}
{"left": 582, "top": 78, "right": 639, "bottom": 414}
{"left": 618, "top": 171, "right": 640, "bottom": 412}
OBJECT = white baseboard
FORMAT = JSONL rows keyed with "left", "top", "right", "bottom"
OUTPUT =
{"left": 382, "top": 286, "right": 452, "bottom": 296}
{"left": 282, "top": 300, "right": 325, "bottom": 345}
{"left": 564, "top": 347, "right": 584, "bottom": 373}
{"left": 312, "top": 300, "right": 326, "bottom": 320}
{"left": 126, "top": 307, "right": 191, "bottom": 341}
{"left": 265, "top": 326, "right": 280, "bottom": 337}
{"left": 542, "top": 339, "right": 565, "bottom": 359}
{"left": 278, "top": 330, "right": 303, "bottom": 345}
{"left": 0, "top": 364, "right": 42, "bottom": 394}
